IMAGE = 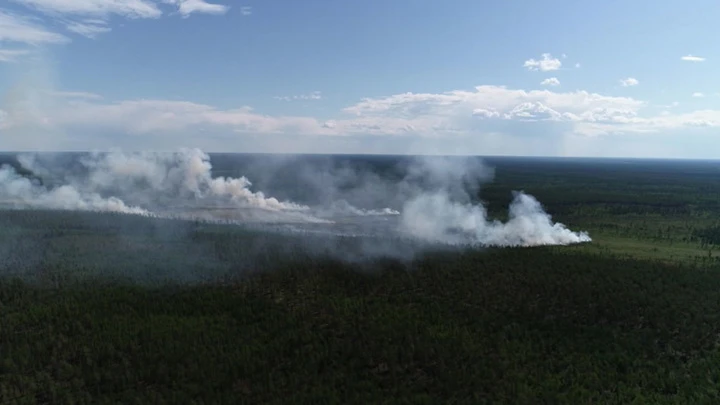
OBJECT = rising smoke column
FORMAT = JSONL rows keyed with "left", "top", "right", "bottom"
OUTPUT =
{"left": 0, "top": 148, "right": 328, "bottom": 223}
{"left": 78, "top": 148, "right": 313, "bottom": 212}
{"left": 397, "top": 156, "right": 591, "bottom": 247}
{"left": 0, "top": 163, "right": 148, "bottom": 214}
{"left": 399, "top": 191, "right": 590, "bottom": 246}
{"left": 0, "top": 148, "right": 590, "bottom": 247}
{"left": 1, "top": 148, "right": 404, "bottom": 224}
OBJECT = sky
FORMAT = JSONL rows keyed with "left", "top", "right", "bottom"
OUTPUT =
{"left": 0, "top": 0, "right": 719, "bottom": 158}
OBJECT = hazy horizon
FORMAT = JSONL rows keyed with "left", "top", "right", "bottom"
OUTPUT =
{"left": 1, "top": 150, "right": 720, "bottom": 163}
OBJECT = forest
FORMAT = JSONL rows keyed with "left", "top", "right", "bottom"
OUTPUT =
{"left": 2, "top": 155, "right": 720, "bottom": 404}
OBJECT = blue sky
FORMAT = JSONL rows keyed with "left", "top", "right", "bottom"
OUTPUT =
{"left": 0, "top": 0, "right": 719, "bottom": 157}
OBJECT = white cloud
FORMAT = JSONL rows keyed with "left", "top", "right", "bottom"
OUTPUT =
{"left": 0, "top": 49, "right": 30, "bottom": 62}
{"left": 340, "top": 85, "right": 720, "bottom": 137}
{"left": 343, "top": 86, "right": 643, "bottom": 121}
{"left": 523, "top": 53, "right": 562, "bottom": 72}
{"left": 681, "top": 54, "right": 705, "bottom": 62}
{"left": 65, "top": 20, "right": 112, "bottom": 38}
{"left": 7, "top": 0, "right": 229, "bottom": 41}
{"left": 11, "top": 0, "right": 163, "bottom": 19}
{"left": 164, "top": 0, "right": 230, "bottom": 17}
{"left": 1, "top": 95, "right": 332, "bottom": 138}
{"left": 4, "top": 84, "right": 720, "bottom": 153}
{"left": 11, "top": 0, "right": 231, "bottom": 18}
{"left": 5, "top": 85, "right": 643, "bottom": 139}
{"left": 575, "top": 63, "right": 581, "bottom": 68}
{"left": 692, "top": 92, "right": 705, "bottom": 98}
{"left": 49, "top": 90, "right": 103, "bottom": 100}
{"left": 472, "top": 108, "right": 500, "bottom": 118}
{"left": 620, "top": 77, "right": 639, "bottom": 87}
{"left": 540, "top": 77, "right": 560, "bottom": 86}
{"left": 274, "top": 91, "right": 322, "bottom": 101}
{"left": 0, "top": 10, "right": 69, "bottom": 45}
{"left": 240, "top": 6, "right": 252, "bottom": 16}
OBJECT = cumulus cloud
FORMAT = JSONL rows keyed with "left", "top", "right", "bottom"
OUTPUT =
{"left": 681, "top": 55, "right": 705, "bottom": 62}
{"left": 540, "top": 77, "right": 560, "bottom": 86}
{"left": 523, "top": 53, "right": 562, "bottom": 71}
{"left": 338, "top": 85, "right": 720, "bottom": 137}
{"left": 692, "top": 92, "right": 705, "bottom": 98}
{"left": 3, "top": 83, "right": 720, "bottom": 153}
{"left": 472, "top": 108, "right": 500, "bottom": 118}
{"left": 620, "top": 77, "right": 639, "bottom": 87}
{"left": 343, "top": 86, "right": 643, "bottom": 121}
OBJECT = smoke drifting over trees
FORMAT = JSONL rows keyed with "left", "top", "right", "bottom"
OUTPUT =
{"left": 0, "top": 148, "right": 590, "bottom": 248}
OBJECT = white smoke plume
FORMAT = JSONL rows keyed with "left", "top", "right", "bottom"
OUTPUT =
{"left": 0, "top": 148, "right": 590, "bottom": 248}
{"left": 0, "top": 163, "right": 148, "bottom": 215}
{"left": 396, "top": 156, "right": 591, "bottom": 246}
{"left": 78, "top": 148, "right": 312, "bottom": 213}
{"left": 0, "top": 148, "right": 333, "bottom": 223}
{"left": 400, "top": 191, "right": 590, "bottom": 246}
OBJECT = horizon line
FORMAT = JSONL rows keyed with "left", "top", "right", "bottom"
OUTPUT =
{"left": 0, "top": 150, "right": 718, "bottom": 161}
